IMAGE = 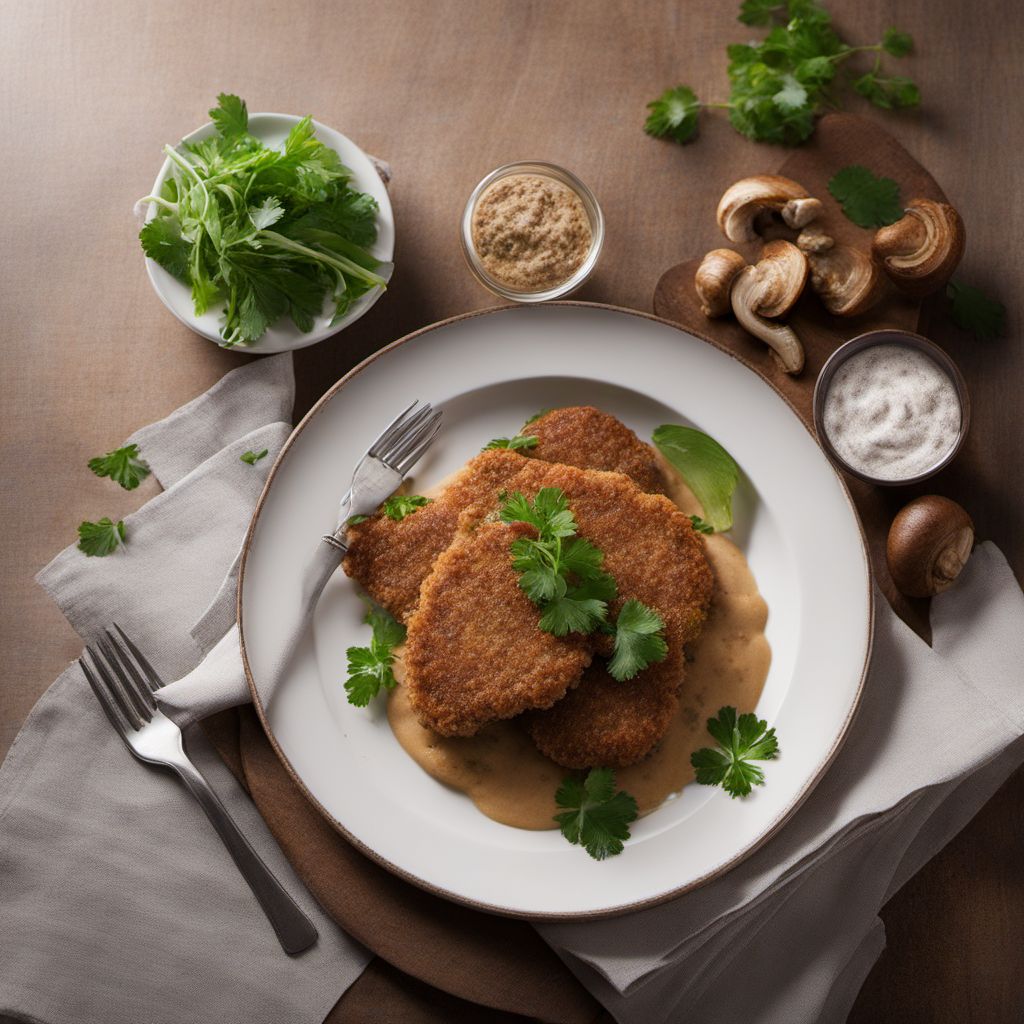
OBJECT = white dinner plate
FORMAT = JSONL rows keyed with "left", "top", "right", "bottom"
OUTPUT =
{"left": 142, "top": 113, "right": 395, "bottom": 353}
{"left": 238, "top": 303, "right": 872, "bottom": 918}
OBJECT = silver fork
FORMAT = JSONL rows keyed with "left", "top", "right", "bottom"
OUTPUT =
{"left": 321, "top": 399, "right": 442, "bottom": 554}
{"left": 80, "top": 625, "right": 319, "bottom": 955}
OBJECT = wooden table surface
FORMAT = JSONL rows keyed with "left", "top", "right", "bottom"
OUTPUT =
{"left": 2, "top": 1, "right": 1021, "bottom": 1020}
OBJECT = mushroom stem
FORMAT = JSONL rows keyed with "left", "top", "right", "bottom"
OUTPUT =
{"left": 730, "top": 266, "right": 806, "bottom": 374}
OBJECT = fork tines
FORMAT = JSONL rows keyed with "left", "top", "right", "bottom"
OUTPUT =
{"left": 79, "top": 624, "right": 164, "bottom": 737}
{"left": 368, "top": 400, "right": 442, "bottom": 476}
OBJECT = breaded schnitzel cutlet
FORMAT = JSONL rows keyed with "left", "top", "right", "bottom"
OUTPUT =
{"left": 526, "top": 406, "right": 669, "bottom": 495}
{"left": 403, "top": 521, "right": 592, "bottom": 736}
{"left": 526, "top": 650, "right": 685, "bottom": 769}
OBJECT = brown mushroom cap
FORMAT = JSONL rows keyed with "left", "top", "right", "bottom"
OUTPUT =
{"left": 807, "top": 245, "right": 885, "bottom": 317}
{"left": 887, "top": 495, "right": 974, "bottom": 598}
{"left": 716, "top": 175, "right": 815, "bottom": 243}
{"left": 871, "top": 199, "right": 966, "bottom": 298}
{"left": 752, "top": 240, "right": 809, "bottom": 318}
{"left": 694, "top": 248, "right": 747, "bottom": 317}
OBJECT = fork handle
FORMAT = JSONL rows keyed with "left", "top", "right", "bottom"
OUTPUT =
{"left": 171, "top": 758, "right": 319, "bottom": 955}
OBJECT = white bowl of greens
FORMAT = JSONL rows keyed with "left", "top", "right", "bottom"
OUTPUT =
{"left": 138, "top": 95, "right": 394, "bottom": 353}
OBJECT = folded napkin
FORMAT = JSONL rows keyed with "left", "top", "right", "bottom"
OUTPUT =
{"left": 0, "top": 355, "right": 370, "bottom": 1024}
{"left": 539, "top": 542, "right": 1024, "bottom": 1023}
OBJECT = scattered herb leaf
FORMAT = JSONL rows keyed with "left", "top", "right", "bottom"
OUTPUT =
{"left": 644, "top": 86, "right": 701, "bottom": 144}
{"left": 652, "top": 425, "right": 740, "bottom": 532}
{"left": 689, "top": 515, "right": 715, "bottom": 535}
{"left": 827, "top": 165, "right": 903, "bottom": 228}
{"left": 240, "top": 449, "right": 269, "bottom": 465}
{"left": 947, "top": 281, "right": 1006, "bottom": 341}
{"left": 523, "top": 408, "right": 554, "bottom": 427}
{"left": 344, "top": 602, "right": 406, "bottom": 707}
{"left": 554, "top": 768, "right": 638, "bottom": 860}
{"left": 382, "top": 495, "right": 432, "bottom": 521}
{"left": 691, "top": 706, "right": 780, "bottom": 798}
{"left": 87, "top": 444, "right": 151, "bottom": 491}
{"left": 77, "top": 518, "right": 126, "bottom": 557}
{"left": 608, "top": 599, "right": 669, "bottom": 681}
{"left": 346, "top": 514, "right": 370, "bottom": 526}
{"left": 484, "top": 435, "right": 539, "bottom": 452}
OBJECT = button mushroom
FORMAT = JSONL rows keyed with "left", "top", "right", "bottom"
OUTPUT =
{"left": 886, "top": 495, "right": 974, "bottom": 598}
{"left": 871, "top": 199, "right": 966, "bottom": 298}
{"left": 716, "top": 176, "right": 819, "bottom": 243}
{"left": 730, "top": 240, "right": 808, "bottom": 374}
{"left": 806, "top": 244, "right": 885, "bottom": 317}
{"left": 695, "top": 249, "right": 747, "bottom": 317}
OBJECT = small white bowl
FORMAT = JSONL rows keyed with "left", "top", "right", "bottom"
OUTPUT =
{"left": 141, "top": 113, "right": 395, "bottom": 353}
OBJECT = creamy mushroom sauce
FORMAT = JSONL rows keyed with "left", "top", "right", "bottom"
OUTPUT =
{"left": 386, "top": 457, "right": 771, "bottom": 830}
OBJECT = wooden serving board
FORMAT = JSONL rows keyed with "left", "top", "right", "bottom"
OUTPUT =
{"left": 654, "top": 112, "right": 951, "bottom": 637}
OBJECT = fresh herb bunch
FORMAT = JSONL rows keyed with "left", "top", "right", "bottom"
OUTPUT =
{"left": 645, "top": 0, "right": 918, "bottom": 147}
{"left": 554, "top": 767, "right": 638, "bottom": 860}
{"left": 138, "top": 94, "right": 387, "bottom": 347}
{"left": 691, "top": 706, "right": 780, "bottom": 798}
{"left": 344, "top": 602, "right": 406, "bottom": 707}
{"left": 499, "top": 487, "right": 668, "bottom": 681}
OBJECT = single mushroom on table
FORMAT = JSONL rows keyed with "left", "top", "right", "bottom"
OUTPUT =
{"left": 729, "top": 240, "right": 808, "bottom": 375}
{"left": 716, "top": 175, "right": 823, "bottom": 243}
{"left": 801, "top": 239, "right": 886, "bottom": 318}
{"left": 886, "top": 495, "right": 974, "bottom": 598}
{"left": 694, "top": 248, "right": 747, "bottom": 317}
{"left": 872, "top": 198, "right": 966, "bottom": 298}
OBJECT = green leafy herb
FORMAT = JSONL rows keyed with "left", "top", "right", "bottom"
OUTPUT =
{"left": 136, "top": 94, "right": 387, "bottom": 347}
{"left": 644, "top": 86, "right": 701, "bottom": 144}
{"left": 691, "top": 706, "right": 780, "bottom": 798}
{"left": 652, "top": 425, "right": 740, "bottom": 532}
{"left": 827, "top": 165, "right": 903, "bottom": 227}
{"left": 554, "top": 768, "right": 638, "bottom": 860}
{"left": 346, "top": 514, "right": 370, "bottom": 526}
{"left": 523, "top": 408, "right": 554, "bottom": 427}
{"left": 483, "top": 434, "right": 539, "bottom": 452}
{"left": 947, "top": 281, "right": 1006, "bottom": 341}
{"left": 240, "top": 449, "right": 269, "bottom": 465}
{"left": 608, "top": 599, "right": 669, "bottom": 681}
{"left": 344, "top": 602, "right": 406, "bottom": 707}
{"left": 500, "top": 488, "right": 617, "bottom": 637}
{"left": 645, "top": 1, "right": 918, "bottom": 147}
{"left": 382, "top": 495, "right": 432, "bottom": 521}
{"left": 77, "top": 518, "right": 126, "bottom": 557}
{"left": 689, "top": 515, "right": 715, "bottom": 535}
{"left": 87, "top": 444, "right": 151, "bottom": 491}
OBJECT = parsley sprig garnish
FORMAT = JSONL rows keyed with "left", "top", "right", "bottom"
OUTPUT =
{"left": 644, "top": 0, "right": 918, "bottom": 147}
{"left": 947, "top": 281, "right": 1006, "bottom": 341}
{"left": 77, "top": 518, "right": 126, "bottom": 557}
{"left": 689, "top": 515, "right": 715, "bottom": 535}
{"left": 381, "top": 495, "right": 432, "bottom": 521}
{"left": 484, "top": 434, "right": 539, "bottom": 452}
{"left": 691, "top": 706, "right": 780, "bottom": 798}
{"left": 240, "top": 448, "right": 268, "bottom": 465}
{"left": 344, "top": 602, "right": 406, "bottom": 707}
{"left": 87, "top": 444, "right": 151, "bottom": 491}
{"left": 827, "top": 165, "right": 903, "bottom": 228}
{"left": 554, "top": 768, "right": 638, "bottom": 860}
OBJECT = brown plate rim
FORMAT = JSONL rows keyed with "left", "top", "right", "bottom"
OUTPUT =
{"left": 236, "top": 300, "right": 875, "bottom": 921}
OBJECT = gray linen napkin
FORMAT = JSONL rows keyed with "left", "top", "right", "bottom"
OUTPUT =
{"left": 539, "top": 543, "right": 1024, "bottom": 1023}
{"left": 0, "top": 355, "right": 371, "bottom": 1024}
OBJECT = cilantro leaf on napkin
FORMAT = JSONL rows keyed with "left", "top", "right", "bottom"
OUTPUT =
{"left": 240, "top": 449, "right": 268, "bottom": 465}
{"left": 554, "top": 768, "right": 639, "bottom": 860}
{"left": 691, "top": 706, "right": 780, "bottom": 798}
{"left": 947, "top": 281, "right": 1006, "bottom": 341}
{"left": 827, "top": 165, "right": 903, "bottom": 228}
{"left": 608, "top": 599, "right": 669, "bottom": 681}
{"left": 344, "top": 602, "right": 406, "bottom": 707}
{"left": 652, "top": 425, "right": 740, "bottom": 532}
{"left": 87, "top": 444, "right": 151, "bottom": 491}
{"left": 77, "top": 518, "right": 126, "bottom": 557}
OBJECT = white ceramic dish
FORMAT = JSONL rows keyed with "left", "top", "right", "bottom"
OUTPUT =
{"left": 238, "top": 303, "right": 872, "bottom": 918}
{"left": 141, "top": 113, "right": 395, "bottom": 353}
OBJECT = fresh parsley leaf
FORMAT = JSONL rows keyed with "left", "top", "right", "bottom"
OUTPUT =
{"left": 689, "top": 515, "right": 715, "bottom": 535}
{"left": 738, "top": 0, "right": 785, "bottom": 26}
{"left": 139, "top": 216, "right": 191, "bottom": 281}
{"left": 827, "top": 165, "right": 903, "bottom": 228}
{"left": 344, "top": 602, "right": 406, "bottom": 707}
{"left": 77, "top": 518, "right": 126, "bottom": 557}
{"left": 523, "top": 408, "right": 554, "bottom": 427}
{"left": 652, "top": 425, "right": 740, "bottom": 532}
{"left": 882, "top": 27, "right": 913, "bottom": 57}
{"left": 554, "top": 768, "right": 638, "bottom": 860}
{"left": 772, "top": 73, "right": 809, "bottom": 113}
{"left": 240, "top": 449, "right": 269, "bottom": 465}
{"left": 947, "top": 281, "right": 1006, "bottom": 340}
{"left": 346, "top": 514, "right": 370, "bottom": 526}
{"left": 853, "top": 73, "right": 919, "bottom": 110}
{"left": 209, "top": 93, "right": 249, "bottom": 139}
{"left": 644, "top": 86, "right": 701, "bottom": 144}
{"left": 691, "top": 706, "right": 780, "bottom": 798}
{"left": 87, "top": 444, "right": 151, "bottom": 491}
{"left": 483, "top": 435, "right": 539, "bottom": 452}
{"left": 382, "top": 495, "right": 431, "bottom": 521}
{"left": 608, "top": 599, "right": 669, "bottom": 681}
